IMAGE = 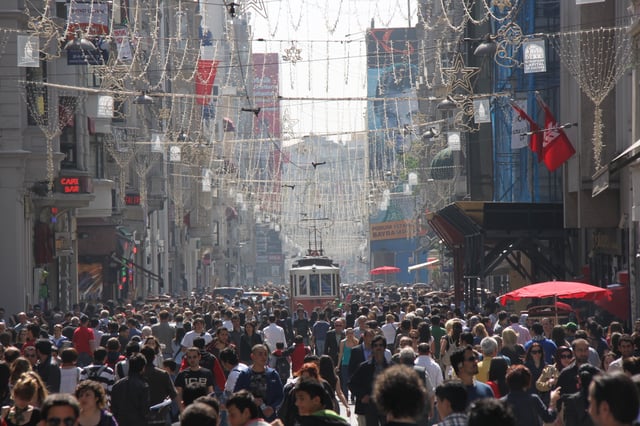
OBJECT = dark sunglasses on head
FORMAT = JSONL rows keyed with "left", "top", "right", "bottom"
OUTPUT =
{"left": 46, "top": 417, "right": 76, "bottom": 426}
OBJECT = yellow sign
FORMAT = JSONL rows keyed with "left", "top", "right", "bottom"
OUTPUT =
{"left": 370, "top": 220, "right": 413, "bottom": 241}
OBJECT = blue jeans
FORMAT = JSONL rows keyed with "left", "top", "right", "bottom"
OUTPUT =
{"left": 315, "top": 339, "right": 325, "bottom": 356}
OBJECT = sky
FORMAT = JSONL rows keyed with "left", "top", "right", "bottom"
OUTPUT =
{"left": 249, "top": 0, "right": 419, "bottom": 140}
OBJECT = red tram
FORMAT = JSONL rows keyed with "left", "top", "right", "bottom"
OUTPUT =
{"left": 289, "top": 249, "right": 341, "bottom": 313}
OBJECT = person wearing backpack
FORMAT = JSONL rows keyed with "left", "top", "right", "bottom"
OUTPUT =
{"left": 80, "top": 347, "right": 115, "bottom": 396}
{"left": 271, "top": 342, "right": 291, "bottom": 384}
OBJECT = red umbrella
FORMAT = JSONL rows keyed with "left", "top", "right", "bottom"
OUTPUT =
{"left": 498, "top": 281, "right": 612, "bottom": 306}
{"left": 370, "top": 266, "right": 401, "bottom": 275}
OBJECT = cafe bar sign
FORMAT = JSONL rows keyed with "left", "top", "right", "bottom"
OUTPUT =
{"left": 55, "top": 175, "right": 93, "bottom": 194}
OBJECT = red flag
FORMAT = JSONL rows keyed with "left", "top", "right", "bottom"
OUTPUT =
{"left": 510, "top": 101, "right": 542, "bottom": 159}
{"left": 536, "top": 95, "right": 576, "bottom": 171}
{"left": 195, "top": 60, "right": 219, "bottom": 105}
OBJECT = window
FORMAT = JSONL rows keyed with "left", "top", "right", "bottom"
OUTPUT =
{"left": 91, "top": 135, "right": 105, "bottom": 178}
{"left": 310, "top": 274, "right": 319, "bottom": 296}
{"left": 299, "top": 276, "right": 307, "bottom": 296}
{"left": 321, "top": 274, "right": 332, "bottom": 296}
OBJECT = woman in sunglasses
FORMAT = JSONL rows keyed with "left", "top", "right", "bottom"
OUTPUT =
{"left": 524, "top": 342, "right": 547, "bottom": 398}
{"left": 536, "top": 346, "right": 573, "bottom": 403}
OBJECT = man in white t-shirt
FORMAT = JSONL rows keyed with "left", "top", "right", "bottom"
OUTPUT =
{"left": 381, "top": 314, "right": 398, "bottom": 351}
{"left": 181, "top": 318, "right": 212, "bottom": 352}
{"left": 262, "top": 314, "right": 286, "bottom": 352}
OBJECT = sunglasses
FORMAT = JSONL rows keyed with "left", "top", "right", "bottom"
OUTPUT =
{"left": 531, "top": 350, "right": 542, "bottom": 354}
{"left": 372, "top": 343, "right": 386, "bottom": 348}
{"left": 559, "top": 354, "right": 572, "bottom": 359}
{"left": 465, "top": 356, "right": 477, "bottom": 362}
{"left": 46, "top": 417, "right": 76, "bottom": 426}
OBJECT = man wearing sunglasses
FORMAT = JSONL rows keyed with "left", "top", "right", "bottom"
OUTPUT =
{"left": 449, "top": 345, "right": 494, "bottom": 406}
{"left": 39, "top": 393, "right": 80, "bottom": 426}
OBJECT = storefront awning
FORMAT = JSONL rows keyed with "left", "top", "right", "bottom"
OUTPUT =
{"left": 593, "top": 138, "right": 640, "bottom": 197}
{"left": 408, "top": 258, "right": 439, "bottom": 272}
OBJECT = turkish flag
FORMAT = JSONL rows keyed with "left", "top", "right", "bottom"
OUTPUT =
{"left": 536, "top": 95, "right": 575, "bottom": 171}
{"left": 510, "top": 101, "right": 542, "bottom": 159}
{"left": 195, "top": 59, "right": 219, "bottom": 105}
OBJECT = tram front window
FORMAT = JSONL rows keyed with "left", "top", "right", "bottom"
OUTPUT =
{"left": 299, "top": 276, "right": 308, "bottom": 295}
{"left": 321, "top": 274, "right": 332, "bottom": 295}
{"left": 310, "top": 274, "right": 320, "bottom": 296}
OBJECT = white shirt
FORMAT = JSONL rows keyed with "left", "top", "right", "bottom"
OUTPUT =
{"left": 415, "top": 354, "right": 443, "bottom": 391}
{"left": 224, "top": 363, "right": 249, "bottom": 394}
{"left": 262, "top": 322, "right": 286, "bottom": 350}
{"left": 608, "top": 357, "right": 624, "bottom": 373}
{"left": 381, "top": 323, "right": 398, "bottom": 345}
{"left": 181, "top": 330, "right": 213, "bottom": 348}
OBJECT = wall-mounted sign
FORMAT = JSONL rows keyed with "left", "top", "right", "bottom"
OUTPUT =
{"left": 125, "top": 194, "right": 141, "bottom": 205}
{"left": 523, "top": 39, "right": 546, "bottom": 74}
{"left": 55, "top": 176, "right": 92, "bottom": 194}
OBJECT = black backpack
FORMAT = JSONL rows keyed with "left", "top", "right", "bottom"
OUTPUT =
{"left": 274, "top": 354, "right": 290, "bottom": 382}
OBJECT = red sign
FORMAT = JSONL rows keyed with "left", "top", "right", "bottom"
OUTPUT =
{"left": 55, "top": 176, "right": 93, "bottom": 194}
{"left": 59, "top": 177, "right": 80, "bottom": 193}
{"left": 125, "top": 194, "right": 140, "bottom": 205}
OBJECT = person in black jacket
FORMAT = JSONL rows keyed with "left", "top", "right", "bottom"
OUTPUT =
{"left": 34, "top": 339, "right": 60, "bottom": 393}
{"left": 347, "top": 329, "right": 375, "bottom": 379}
{"left": 324, "top": 319, "right": 345, "bottom": 367}
{"left": 562, "top": 364, "right": 600, "bottom": 426}
{"left": 349, "top": 335, "right": 390, "bottom": 426}
{"left": 111, "top": 353, "right": 150, "bottom": 426}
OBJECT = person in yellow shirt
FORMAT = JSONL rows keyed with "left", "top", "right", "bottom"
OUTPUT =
{"left": 476, "top": 337, "right": 498, "bottom": 383}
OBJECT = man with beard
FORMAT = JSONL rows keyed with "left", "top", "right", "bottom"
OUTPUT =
{"left": 557, "top": 338, "right": 590, "bottom": 394}
{"left": 449, "top": 345, "right": 494, "bottom": 405}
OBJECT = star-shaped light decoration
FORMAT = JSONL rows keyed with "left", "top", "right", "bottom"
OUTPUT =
{"left": 281, "top": 108, "right": 298, "bottom": 140}
{"left": 283, "top": 41, "right": 302, "bottom": 64}
{"left": 244, "top": 0, "right": 268, "bottom": 19}
{"left": 442, "top": 52, "right": 480, "bottom": 94}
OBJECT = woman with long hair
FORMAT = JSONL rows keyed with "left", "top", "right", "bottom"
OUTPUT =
{"left": 143, "top": 336, "right": 164, "bottom": 367}
{"left": 75, "top": 380, "right": 117, "bottom": 426}
{"left": 500, "top": 328, "right": 525, "bottom": 365}
{"left": 318, "top": 355, "right": 351, "bottom": 418}
{"left": 486, "top": 357, "right": 509, "bottom": 398}
{"left": 239, "top": 321, "right": 263, "bottom": 364}
{"left": 9, "top": 359, "right": 32, "bottom": 390}
{"left": 0, "top": 374, "right": 41, "bottom": 426}
{"left": 171, "top": 327, "right": 186, "bottom": 366}
{"left": 524, "top": 342, "right": 547, "bottom": 399}
{"left": 337, "top": 327, "right": 359, "bottom": 402}
{"left": 472, "top": 323, "right": 489, "bottom": 346}
{"left": 440, "top": 320, "right": 463, "bottom": 379}
{"left": 536, "top": 346, "right": 572, "bottom": 398}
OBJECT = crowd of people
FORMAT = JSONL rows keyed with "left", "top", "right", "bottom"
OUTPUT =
{"left": 0, "top": 291, "right": 637, "bottom": 426}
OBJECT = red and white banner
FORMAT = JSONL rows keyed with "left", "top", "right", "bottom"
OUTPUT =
{"left": 195, "top": 60, "right": 219, "bottom": 105}
{"left": 536, "top": 94, "right": 576, "bottom": 171}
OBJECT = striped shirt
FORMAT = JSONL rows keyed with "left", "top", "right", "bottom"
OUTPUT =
{"left": 80, "top": 363, "right": 115, "bottom": 394}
